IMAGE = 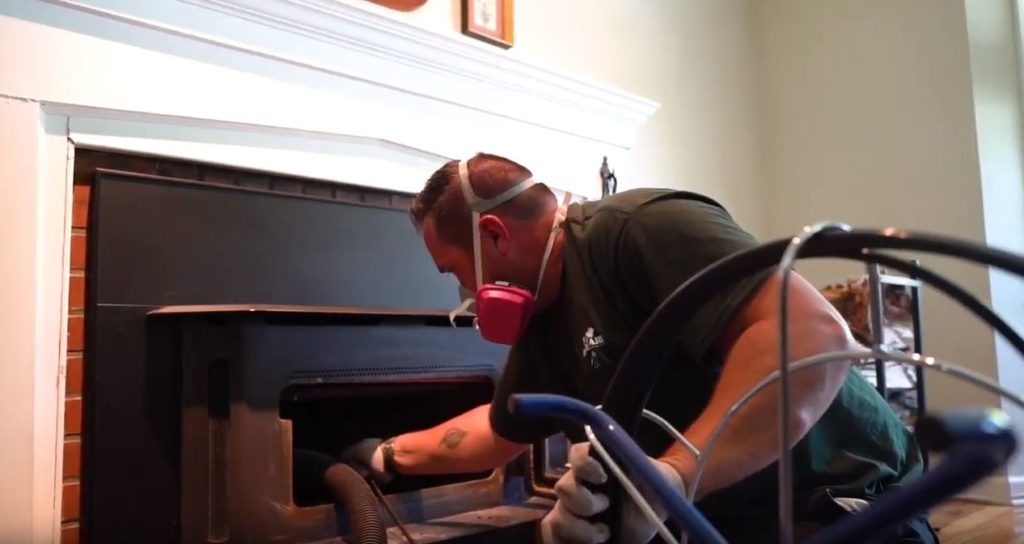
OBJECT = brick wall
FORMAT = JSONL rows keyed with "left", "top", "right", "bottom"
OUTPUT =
{"left": 61, "top": 149, "right": 415, "bottom": 544}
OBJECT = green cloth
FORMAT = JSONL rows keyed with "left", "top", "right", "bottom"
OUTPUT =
{"left": 488, "top": 188, "right": 929, "bottom": 541}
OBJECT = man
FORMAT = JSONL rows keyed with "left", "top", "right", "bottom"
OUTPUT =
{"left": 345, "top": 153, "right": 935, "bottom": 543}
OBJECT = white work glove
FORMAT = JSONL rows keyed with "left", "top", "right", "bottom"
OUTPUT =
{"left": 541, "top": 442, "right": 684, "bottom": 544}
{"left": 339, "top": 437, "right": 393, "bottom": 484}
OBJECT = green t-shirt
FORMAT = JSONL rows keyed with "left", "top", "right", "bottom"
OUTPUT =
{"left": 488, "top": 188, "right": 925, "bottom": 538}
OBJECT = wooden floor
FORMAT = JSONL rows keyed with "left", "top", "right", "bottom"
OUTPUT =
{"left": 931, "top": 500, "right": 1024, "bottom": 543}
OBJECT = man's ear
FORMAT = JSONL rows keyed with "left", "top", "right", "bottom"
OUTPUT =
{"left": 477, "top": 214, "right": 511, "bottom": 255}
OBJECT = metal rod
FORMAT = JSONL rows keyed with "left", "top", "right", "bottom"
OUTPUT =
{"left": 867, "top": 261, "right": 888, "bottom": 397}
{"left": 583, "top": 425, "right": 680, "bottom": 544}
{"left": 643, "top": 409, "right": 701, "bottom": 460}
{"left": 509, "top": 395, "right": 728, "bottom": 544}
{"left": 776, "top": 221, "right": 851, "bottom": 544}
{"left": 368, "top": 479, "right": 417, "bottom": 543}
{"left": 688, "top": 349, "right": 1024, "bottom": 504}
{"left": 876, "top": 273, "right": 924, "bottom": 288}
{"left": 909, "top": 259, "right": 928, "bottom": 471}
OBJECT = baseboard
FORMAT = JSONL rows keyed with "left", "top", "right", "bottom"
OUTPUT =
{"left": 1011, "top": 475, "right": 1024, "bottom": 506}
{"left": 953, "top": 474, "right": 1015, "bottom": 505}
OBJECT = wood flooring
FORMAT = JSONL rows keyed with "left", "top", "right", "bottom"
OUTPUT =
{"left": 931, "top": 500, "right": 1024, "bottom": 543}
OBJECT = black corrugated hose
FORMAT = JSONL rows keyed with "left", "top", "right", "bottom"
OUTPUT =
{"left": 294, "top": 448, "right": 387, "bottom": 544}
{"left": 324, "top": 462, "right": 388, "bottom": 544}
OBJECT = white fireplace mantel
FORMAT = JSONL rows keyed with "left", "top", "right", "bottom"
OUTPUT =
{"left": 3, "top": 0, "right": 658, "bottom": 198}
{"left": 0, "top": 0, "right": 658, "bottom": 541}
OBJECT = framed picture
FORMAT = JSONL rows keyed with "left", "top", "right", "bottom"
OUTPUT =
{"left": 461, "top": 0, "right": 514, "bottom": 49}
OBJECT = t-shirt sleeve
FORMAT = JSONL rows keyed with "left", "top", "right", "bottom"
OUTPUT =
{"left": 488, "top": 339, "right": 573, "bottom": 444}
{"left": 617, "top": 196, "right": 771, "bottom": 363}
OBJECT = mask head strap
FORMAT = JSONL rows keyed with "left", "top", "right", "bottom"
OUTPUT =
{"left": 459, "top": 160, "right": 537, "bottom": 289}
{"left": 456, "top": 158, "right": 573, "bottom": 298}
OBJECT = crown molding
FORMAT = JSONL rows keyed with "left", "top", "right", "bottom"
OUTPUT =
{"left": 182, "top": 0, "right": 655, "bottom": 121}
{"left": 32, "top": 0, "right": 658, "bottom": 149}
{"left": 174, "top": 0, "right": 659, "bottom": 148}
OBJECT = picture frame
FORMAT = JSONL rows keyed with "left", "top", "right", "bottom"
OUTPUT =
{"left": 461, "top": 0, "right": 514, "bottom": 49}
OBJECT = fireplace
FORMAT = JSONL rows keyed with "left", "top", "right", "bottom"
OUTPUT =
{"left": 69, "top": 150, "right": 562, "bottom": 542}
{"left": 148, "top": 305, "right": 549, "bottom": 543}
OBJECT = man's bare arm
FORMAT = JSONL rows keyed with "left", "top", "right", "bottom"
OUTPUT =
{"left": 659, "top": 271, "right": 856, "bottom": 499}
{"left": 389, "top": 404, "right": 529, "bottom": 475}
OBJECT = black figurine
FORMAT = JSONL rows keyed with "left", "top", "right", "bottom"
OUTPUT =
{"left": 600, "top": 156, "right": 617, "bottom": 197}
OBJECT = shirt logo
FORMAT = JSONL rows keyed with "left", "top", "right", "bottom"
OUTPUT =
{"left": 581, "top": 327, "right": 606, "bottom": 368}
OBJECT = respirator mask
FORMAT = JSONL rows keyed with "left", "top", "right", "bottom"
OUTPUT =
{"left": 448, "top": 160, "right": 571, "bottom": 345}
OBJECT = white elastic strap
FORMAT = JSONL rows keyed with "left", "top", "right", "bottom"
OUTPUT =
{"left": 534, "top": 226, "right": 559, "bottom": 300}
{"left": 534, "top": 191, "right": 574, "bottom": 300}
{"left": 583, "top": 425, "right": 679, "bottom": 544}
{"left": 458, "top": 159, "right": 537, "bottom": 213}
{"left": 448, "top": 298, "right": 476, "bottom": 328}
{"left": 472, "top": 209, "right": 483, "bottom": 290}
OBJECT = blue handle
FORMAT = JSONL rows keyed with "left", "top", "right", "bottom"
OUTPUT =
{"left": 509, "top": 393, "right": 728, "bottom": 544}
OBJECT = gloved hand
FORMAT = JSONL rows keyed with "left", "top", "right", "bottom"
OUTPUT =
{"left": 540, "top": 442, "right": 685, "bottom": 544}
{"left": 339, "top": 437, "right": 393, "bottom": 484}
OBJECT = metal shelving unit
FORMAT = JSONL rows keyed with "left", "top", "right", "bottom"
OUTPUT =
{"left": 864, "top": 259, "right": 928, "bottom": 468}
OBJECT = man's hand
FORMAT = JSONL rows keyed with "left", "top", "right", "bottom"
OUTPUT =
{"left": 541, "top": 442, "right": 684, "bottom": 544}
{"left": 339, "top": 437, "right": 393, "bottom": 484}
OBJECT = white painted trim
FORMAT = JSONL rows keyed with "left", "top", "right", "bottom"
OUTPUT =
{"left": 1010, "top": 475, "right": 1024, "bottom": 506}
{"left": 36, "top": 115, "right": 73, "bottom": 544}
{"left": 0, "top": 100, "right": 70, "bottom": 544}
{"left": 64, "top": 111, "right": 454, "bottom": 196}
{"left": 34, "top": 0, "right": 658, "bottom": 150}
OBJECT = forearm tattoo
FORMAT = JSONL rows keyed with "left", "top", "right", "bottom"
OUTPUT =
{"left": 440, "top": 427, "right": 467, "bottom": 450}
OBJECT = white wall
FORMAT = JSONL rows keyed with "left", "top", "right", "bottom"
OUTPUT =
{"left": 755, "top": 0, "right": 1024, "bottom": 503}
{"left": 966, "top": 0, "right": 1024, "bottom": 499}
{"left": 381, "top": 0, "right": 765, "bottom": 233}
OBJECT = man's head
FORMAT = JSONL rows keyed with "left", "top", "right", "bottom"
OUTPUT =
{"left": 410, "top": 153, "right": 562, "bottom": 307}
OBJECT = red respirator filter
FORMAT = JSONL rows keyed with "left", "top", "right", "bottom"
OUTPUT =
{"left": 474, "top": 283, "right": 535, "bottom": 345}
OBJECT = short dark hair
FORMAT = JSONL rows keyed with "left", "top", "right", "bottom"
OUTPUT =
{"left": 410, "top": 153, "right": 550, "bottom": 247}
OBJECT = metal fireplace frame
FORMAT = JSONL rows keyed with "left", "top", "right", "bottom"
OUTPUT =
{"left": 150, "top": 304, "right": 554, "bottom": 543}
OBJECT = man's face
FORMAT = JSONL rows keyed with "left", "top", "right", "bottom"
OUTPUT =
{"left": 422, "top": 213, "right": 547, "bottom": 298}
{"left": 422, "top": 216, "right": 477, "bottom": 291}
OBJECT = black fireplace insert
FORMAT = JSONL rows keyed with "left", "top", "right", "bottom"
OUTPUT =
{"left": 81, "top": 164, "right": 562, "bottom": 543}
{"left": 148, "top": 304, "right": 551, "bottom": 543}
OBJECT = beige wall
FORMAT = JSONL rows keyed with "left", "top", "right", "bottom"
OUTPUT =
{"left": 391, "top": 0, "right": 765, "bottom": 233}
{"left": 754, "top": 0, "right": 1024, "bottom": 502}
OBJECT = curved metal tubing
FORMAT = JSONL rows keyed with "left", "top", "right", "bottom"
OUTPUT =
{"left": 600, "top": 228, "right": 1024, "bottom": 437}
{"left": 690, "top": 349, "right": 1024, "bottom": 503}
{"left": 590, "top": 228, "right": 1024, "bottom": 544}
{"left": 776, "top": 222, "right": 852, "bottom": 543}
{"left": 582, "top": 424, "right": 680, "bottom": 544}
{"left": 507, "top": 394, "right": 729, "bottom": 544}
{"left": 644, "top": 409, "right": 701, "bottom": 460}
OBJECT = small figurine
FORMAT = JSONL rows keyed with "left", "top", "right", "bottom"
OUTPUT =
{"left": 600, "top": 156, "right": 617, "bottom": 198}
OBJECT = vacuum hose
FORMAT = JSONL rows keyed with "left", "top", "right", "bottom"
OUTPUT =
{"left": 324, "top": 463, "right": 388, "bottom": 544}
{"left": 294, "top": 448, "right": 387, "bottom": 544}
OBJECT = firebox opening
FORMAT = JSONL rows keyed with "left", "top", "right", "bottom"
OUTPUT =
{"left": 281, "top": 379, "right": 496, "bottom": 507}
